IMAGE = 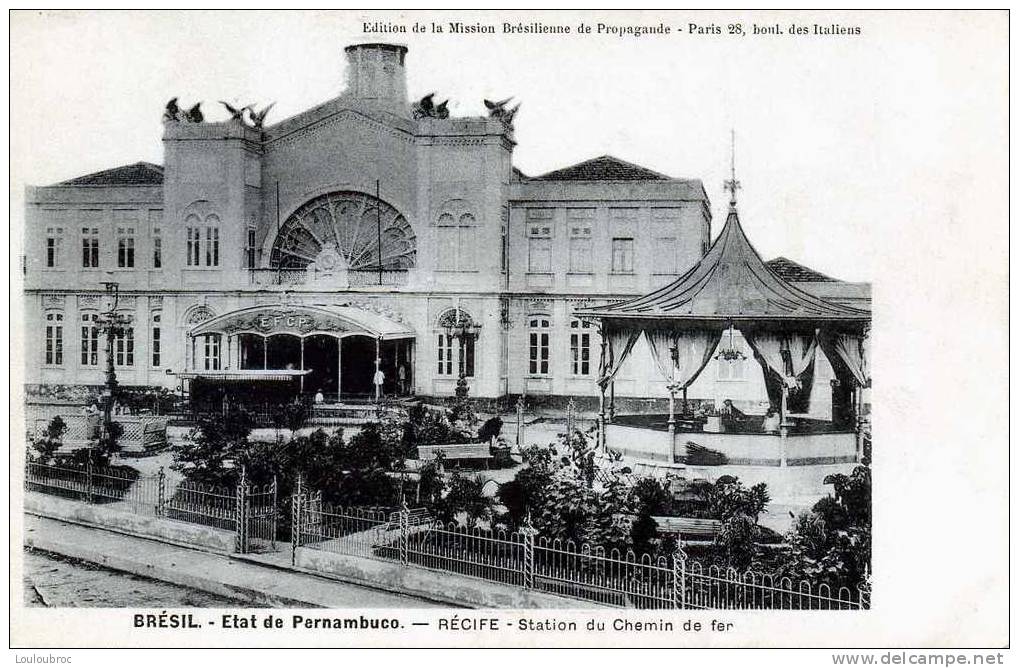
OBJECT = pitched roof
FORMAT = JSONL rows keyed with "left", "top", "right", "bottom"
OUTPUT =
{"left": 765, "top": 257, "right": 837, "bottom": 283}
{"left": 56, "top": 162, "right": 164, "bottom": 186}
{"left": 577, "top": 206, "right": 871, "bottom": 324}
{"left": 533, "top": 155, "right": 671, "bottom": 181}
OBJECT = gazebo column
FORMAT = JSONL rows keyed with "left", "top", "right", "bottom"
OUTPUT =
{"left": 299, "top": 337, "right": 305, "bottom": 394}
{"left": 598, "top": 384, "right": 607, "bottom": 452}
{"left": 374, "top": 337, "right": 382, "bottom": 402}
{"left": 667, "top": 386, "right": 677, "bottom": 461}
{"left": 262, "top": 335, "right": 268, "bottom": 370}
{"left": 609, "top": 381, "right": 616, "bottom": 422}
{"left": 226, "top": 335, "right": 233, "bottom": 370}
{"left": 336, "top": 336, "right": 343, "bottom": 403}
{"left": 779, "top": 384, "right": 790, "bottom": 467}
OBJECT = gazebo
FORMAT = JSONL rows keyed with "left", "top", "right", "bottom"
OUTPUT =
{"left": 576, "top": 180, "right": 871, "bottom": 465}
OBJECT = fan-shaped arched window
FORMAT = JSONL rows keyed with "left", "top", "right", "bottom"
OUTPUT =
{"left": 270, "top": 191, "right": 416, "bottom": 271}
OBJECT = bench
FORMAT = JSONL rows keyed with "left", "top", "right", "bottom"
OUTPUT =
{"left": 417, "top": 442, "right": 492, "bottom": 462}
{"left": 650, "top": 516, "right": 723, "bottom": 541}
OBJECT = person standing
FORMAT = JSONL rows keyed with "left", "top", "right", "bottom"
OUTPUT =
{"left": 374, "top": 367, "right": 385, "bottom": 401}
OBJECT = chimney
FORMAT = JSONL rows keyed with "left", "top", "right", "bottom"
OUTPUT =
{"left": 343, "top": 43, "right": 409, "bottom": 115}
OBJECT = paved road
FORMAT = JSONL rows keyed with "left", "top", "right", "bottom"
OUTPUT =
{"left": 23, "top": 515, "right": 446, "bottom": 608}
{"left": 23, "top": 549, "right": 259, "bottom": 608}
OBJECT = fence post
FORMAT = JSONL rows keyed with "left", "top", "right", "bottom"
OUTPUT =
{"left": 521, "top": 512, "right": 536, "bottom": 590}
{"left": 85, "top": 448, "right": 95, "bottom": 505}
{"left": 270, "top": 474, "right": 278, "bottom": 550}
{"left": 235, "top": 465, "right": 249, "bottom": 554}
{"left": 398, "top": 498, "right": 410, "bottom": 566}
{"left": 291, "top": 472, "right": 304, "bottom": 566}
{"left": 156, "top": 466, "right": 166, "bottom": 516}
{"left": 672, "top": 540, "right": 687, "bottom": 609}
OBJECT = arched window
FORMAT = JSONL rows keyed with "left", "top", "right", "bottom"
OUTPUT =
{"left": 183, "top": 202, "right": 220, "bottom": 268}
{"left": 527, "top": 315, "right": 552, "bottom": 376}
{"left": 436, "top": 308, "right": 478, "bottom": 378}
{"left": 44, "top": 312, "right": 63, "bottom": 365}
{"left": 435, "top": 200, "right": 477, "bottom": 272}
{"left": 80, "top": 312, "right": 99, "bottom": 366}
{"left": 569, "top": 318, "right": 595, "bottom": 376}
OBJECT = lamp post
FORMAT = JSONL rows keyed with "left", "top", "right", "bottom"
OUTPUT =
{"left": 97, "top": 281, "right": 129, "bottom": 453}
{"left": 443, "top": 309, "right": 480, "bottom": 395}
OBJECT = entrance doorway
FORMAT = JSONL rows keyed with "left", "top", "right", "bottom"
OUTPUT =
{"left": 303, "top": 334, "right": 339, "bottom": 396}
{"left": 341, "top": 335, "right": 376, "bottom": 397}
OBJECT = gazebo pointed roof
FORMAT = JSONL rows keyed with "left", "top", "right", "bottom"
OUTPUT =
{"left": 577, "top": 206, "right": 871, "bottom": 325}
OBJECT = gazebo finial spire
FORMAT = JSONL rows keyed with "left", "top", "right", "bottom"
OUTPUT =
{"left": 724, "top": 128, "right": 741, "bottom": 210}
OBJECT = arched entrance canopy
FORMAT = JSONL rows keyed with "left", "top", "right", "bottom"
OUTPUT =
{"left": 188, "top": 304, "right": 414, "bottom": 340}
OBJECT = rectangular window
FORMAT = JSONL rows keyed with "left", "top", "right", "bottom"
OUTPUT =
{"left": 117, "top": 227, "right": 135, "bottom": 268}
{"left": 246, "top": 229, "right": 257, "bottom": 269}
{"left": 186, "top": 227, "right": 200, "bottom": 266}
{"left": 206, "top": 226, "right": 219, "bottom": 267}
{"left": 80, "top": 314, "right": 99, "bottom": 366}
{"left": 500, "top": 207, "right": 509, "bottom": 273}
{"left": 529, "top": 232, "right": 554, "bottom": 270}
{"left": 653, "top": 236, "right": 678, "bottom": 273}
{"left": 570, "top": 320, "right": 592, "bottom": 376}
{"left": 151, "top": 313, "right": 161, "bottom": 367}
{"left": 528, "top": 317, "right": 551, "bottom": 375}
{"left": 45, "top": 313, "right": 63, "bottom": 365}
{"left": 152, "top": 227, "right": 162, "bottom": 268}
{"left": 203, "top": 335, "right": 221, "bottom": 371}
{"left": 569, "top": 225, "right": 593, "bottom": 273}
{"left": 436, "top": 334, "right": 454, "bottom": 375}
{"left": 458, "top": 227, "right": 476, "bottom": 271}
{"left": 717, "top": 337, "right": 748, "bottom": 381}
{"left": 437, "top": 227, "right": 458, "bottom": 271}
{"left": 463, "top": 337, "right": 476, "bottom": 378}
{"left": 115, "top": 326, "right": 134, "bottom": 366}
{"left": 81, "top": 227, "right": 99, "bottom": 268}
{"left": 611, "top": 237, "right": 635, "bottom": 273}
{"left": 46, "top": 227, "right": 63, "bottom": 268}
{"left": 526, "top": 210, "right": 554, "bottom": 273}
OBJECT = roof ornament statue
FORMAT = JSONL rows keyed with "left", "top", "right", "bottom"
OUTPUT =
{"left": 484, "top": 96, "right": 520, "bottom": 129}
{"left": 412, "top": 93, "right": 450, "bottom": 120}
{"left": 723, "top": 128, "right": 741, "bottom": 210}
{"left": 163, "top": 98, "right": 204, "bottom": 123}
{"left": 219, "top": 100, "right": 252, "bottom": 122}
{"left": 163, "top": 97, "right": 180, "bottom": 122}
{"left": 248, "top": 102, "right": 276, "bottom": 130}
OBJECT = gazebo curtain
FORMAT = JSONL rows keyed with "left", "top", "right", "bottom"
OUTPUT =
{"left": 744, "top": 329, "right": 818, "bottom": 388}
{"left": 644, "top": 325, "right": 724, "bottom": 391}
{"left": 597, "top": 325, "right": 641, "bottom": 390}
{"left": 819, "top": 331, "right": 870, "bottom": 387}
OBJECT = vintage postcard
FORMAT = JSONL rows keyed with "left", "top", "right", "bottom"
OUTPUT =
{"left": 7, "top": 9, "right": 1009, "bottom": 653}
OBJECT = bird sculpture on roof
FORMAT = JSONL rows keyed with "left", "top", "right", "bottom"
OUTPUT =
{"left": 412, "top": 93, "right": 450, "bottom": 120}
{"left": 248, "top": 102, "right": 275, "bottom": 130}
{"left": 163, "top": 97, "right": 180, "bottom": 122}
{"left": 484, "top": 97, "right": 519, "bottom": 129}
{"left": 182, "top": 102, "right": 204, "bottom": 123}
{"left": 219, "top": 100, "right": 252, "bottom": 122}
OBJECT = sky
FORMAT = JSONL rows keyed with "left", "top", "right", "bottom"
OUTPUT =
{"left": 9, "top": 10, "right": 1008, "bottom": 284}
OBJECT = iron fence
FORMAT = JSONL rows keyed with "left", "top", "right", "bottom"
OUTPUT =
{"left": 293, "top": 493, "right": 868, "bottom": 610}
{"left": 25, "top": 459, "right": 869, "bottom": 610}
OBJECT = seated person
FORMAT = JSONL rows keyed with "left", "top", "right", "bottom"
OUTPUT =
{"left": 762, "top": 407, "right": 781, "bottom": 433}
{"left": 719, "top": 399, "right": 748, "bottom": 431}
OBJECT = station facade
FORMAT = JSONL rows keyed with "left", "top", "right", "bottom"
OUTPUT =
{"left": 22, "top": 42, "right": 868, "bottom": 411}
